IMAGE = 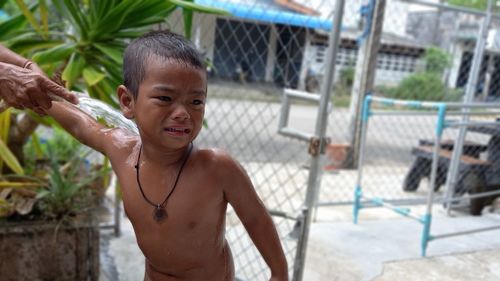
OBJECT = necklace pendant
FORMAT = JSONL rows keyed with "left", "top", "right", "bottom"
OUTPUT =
{"left": 153, "top": 205, "right": 167, "bottom": 223}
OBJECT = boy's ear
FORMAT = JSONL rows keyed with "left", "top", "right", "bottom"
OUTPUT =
{"left": 117, "top": 85, "right": 135, "bottom": 119}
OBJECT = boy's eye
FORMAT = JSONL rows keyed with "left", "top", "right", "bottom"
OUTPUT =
{"left": 192, "top": 99, "right": 204, "bottom": 105}
{"left": 156, "top": 96, "right": 171, "bottom": 102}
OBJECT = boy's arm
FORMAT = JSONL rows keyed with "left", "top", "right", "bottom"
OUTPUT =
{"left": 44, "top": 99, "right": 115, "bottom": 154}
{"left": 221, "top": 154, "right": 288, "bottom": 281}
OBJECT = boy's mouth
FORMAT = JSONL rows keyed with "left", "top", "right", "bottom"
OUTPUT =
{"left": 165, "top": 127, "right": 191, "bottom": 134}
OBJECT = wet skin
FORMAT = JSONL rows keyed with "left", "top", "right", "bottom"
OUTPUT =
{"left": 44, "top": 57, "right": 288, "bottom": 281}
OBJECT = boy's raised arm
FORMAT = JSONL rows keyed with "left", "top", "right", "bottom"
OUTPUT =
{"left": 221, "top": 153, "right": 289, "bottom": 281}
{"left": 44, "top": 100, "right": 114, "bottom": 154}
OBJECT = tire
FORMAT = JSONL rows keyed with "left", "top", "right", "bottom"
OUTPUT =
{"left": 462, "top": 172, "right": 487, "bottom": 216}
{"left": 403, "top": 158, "right": 430, "bottom": 191}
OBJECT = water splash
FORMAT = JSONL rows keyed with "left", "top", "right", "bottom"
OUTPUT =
{"left": 74, "top": 92, "right": 139, "bottom": 135}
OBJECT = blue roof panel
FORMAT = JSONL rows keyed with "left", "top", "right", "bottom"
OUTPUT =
{"left": 195, "top": 0, "right": 332, "bottom": 30}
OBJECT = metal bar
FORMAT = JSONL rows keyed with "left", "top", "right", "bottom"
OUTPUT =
{"left": 353, "top": 96, "right": 372, "bottom": 224}
{"left": 421, "top": 104, "right": 447, "bottom": 256}
{"left": 279, "top": 92, "right": 290, "bottom": 130}
{"left": 362, "top": 196, "right": 423, "bottom": 221}
{"left": 432, "top": 225, "right": 500, "bottom": 240}
{"left": 446, "top": 121, "right": 500, "bottom": 128}
{"left": 284, "top": 89, "right": 321, "bottom": 103}
{"left": 316, "top": 197, "right": 428, "bottom": 206}
{"left": 397, "top": 0, "right": 500, "bottom": 20}
{"left": 292, "top": 1, "right": 345, "bottom": 280}
{"left": 370, "top": 110, "right": 439, "bottom": 116}
{"left": 445, "top": 103, "right": 500, "bottom": 109}
{"left": 268, "top": 209, "right": 299, "bottom": 221}
{"left": 278, "top": 128, "right": 314, "bottom": 142}
{"left": 370, "top": 96, "right": 442, "bottom": 108}
{"left": 441, "top": 189, "right": 500, "bottom": 203}
{"left": 370, "top": 110, "right": 500, "bottom": 116}
{"left": 99, "top": 224, "right": 116, "bottom": 229}
{"left": 114, "top": 181, "right": 121, "bottom": 237}
{"left": 444, "top": 0, "right": 493, "bottom": 215}
{"left": 371, "top": 96, "right": 500, "bottom": 109}
{"left": 445, "top": 112, "right": 500, "bottom": 116}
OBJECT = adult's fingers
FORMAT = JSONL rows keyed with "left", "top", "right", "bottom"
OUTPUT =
{"left": 32, "top": 106, "right": 47, "bottom": 116}
{"left": 2, "top": 86, "right": 30, "bottom": 109}
{"left": 41, "top": 78, "right": 78, "bottom": 105}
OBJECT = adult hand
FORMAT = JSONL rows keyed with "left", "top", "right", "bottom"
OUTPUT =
{"left": 0, "top": 62, "right": 78, "bottom": 113}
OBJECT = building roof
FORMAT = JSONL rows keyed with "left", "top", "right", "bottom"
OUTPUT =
{"left": 195, "top": 0, "right": 331, "bottom": 30}
{"left": 273, "top": 0, "right": 320, "bottom": 16}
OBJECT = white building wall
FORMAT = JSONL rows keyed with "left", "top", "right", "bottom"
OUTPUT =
{"left": 294, "top": 0, "right": 410, "bottom": 36}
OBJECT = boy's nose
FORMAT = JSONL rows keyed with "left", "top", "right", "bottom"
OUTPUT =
{"left": 171, "top": 104, "right": 189, "bottom": 120}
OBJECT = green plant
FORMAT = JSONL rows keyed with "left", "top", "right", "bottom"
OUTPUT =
{"left": 36, "top": 144, "right": 110, "bottom": 220}
{"left": 339, "top": 67, "right": 355, "bottom": 89}
{"left": 424, "top": 47, "right": 450, "bottom": 75}
{"left": 379, "top": 47, "right": 458, "bottom": 102}
{"left": 382, "top": 72, "right": 461, "bottom": 102}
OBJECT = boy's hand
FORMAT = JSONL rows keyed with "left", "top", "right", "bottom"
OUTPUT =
{"left": 0, "top": 62, "right": 78, "bottom": 113}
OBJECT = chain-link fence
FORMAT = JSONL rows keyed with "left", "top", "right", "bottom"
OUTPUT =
{"left": 163, "top": 0, "right": 500, "bottom": 280}
{"left": 319, "top": 0, "right": 500, "bottom": 208}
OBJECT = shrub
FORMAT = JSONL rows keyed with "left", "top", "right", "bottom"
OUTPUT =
{"left": 384, "top": 72, "right": 461, "bottom": 102}
{"left": 424, "top": 47, "right": 450, "bottom": 74}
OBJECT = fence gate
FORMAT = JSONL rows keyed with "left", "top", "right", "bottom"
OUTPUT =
{"left": 164, "top": 0, "right": 344, "bottom": 280}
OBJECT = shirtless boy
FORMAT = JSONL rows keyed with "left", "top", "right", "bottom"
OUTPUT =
{"left": 30, "top": 31, "right": 288, "bottom": 281}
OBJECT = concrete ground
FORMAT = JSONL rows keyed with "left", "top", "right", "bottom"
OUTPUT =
{"left": 98, "top": 199, "right": 500, "bottom": 281}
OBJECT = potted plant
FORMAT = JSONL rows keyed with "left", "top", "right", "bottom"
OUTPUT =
{"left": 0, "top": 125, "right": 110, "bottom": 280}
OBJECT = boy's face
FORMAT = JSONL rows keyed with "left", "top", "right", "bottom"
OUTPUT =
{"left": 119, "top": 56, "right": 207, "bottom": 150}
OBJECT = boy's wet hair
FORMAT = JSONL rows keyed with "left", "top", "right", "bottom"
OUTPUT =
{"left": 123, "top": 30, "right": 205, "bottom": 98}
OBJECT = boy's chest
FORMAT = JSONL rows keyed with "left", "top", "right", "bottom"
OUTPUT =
{"left": 117, "top": 168, "right": 228, "bottom": 270}
{"left": 117, "top": 167, "right": 226, "bottom": 229}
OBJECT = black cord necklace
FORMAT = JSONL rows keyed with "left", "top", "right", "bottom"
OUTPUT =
{"left": 134, "top": 142, "right": 193, "bottom": 223}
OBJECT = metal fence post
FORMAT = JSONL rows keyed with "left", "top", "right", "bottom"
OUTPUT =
{"left": 443, "top": 0, "right": 493, "bottom": 213}
{"left": 346, "top": 0, "right": 386, "bottom": 168}
{"left": 292, "top": 1, "right": 346, "bottom": 280}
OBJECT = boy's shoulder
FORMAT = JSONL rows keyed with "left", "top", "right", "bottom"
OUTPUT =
{"left": 103, "top": 128, "right": 140, "bottom": 154}
{"left": 193, "top": 147, "right": 242, "bottom": 171}
{"left": 194, "top": 147, "right": 234, "bottom": 164}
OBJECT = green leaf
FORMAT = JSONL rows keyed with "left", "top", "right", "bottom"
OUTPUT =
{"left": 0, "top": 109, "right": 11, "bottom": 142}
{"left": 9, "top": 39, "right": 63, "bottom": 55}
{"left": 83, "top": 66, "right": 106, "bottom": 87}
{"left": 0, "top": 138, "right": 24, "bottom": 175}
{"left": 32, "top": 42, "right": 76, "bottom": 65}
{"left": 36, "top": 189, "right": 50, "bottom": 199}
{"left": 183, "top": 8, "right": 193, "bottom": 39}
{"left": 0, "top": 109, "right": 11, "bottom": 173}
{"left": 169, "top": 0, "right": 230, "bottom": 15}
{"left": 94, "top": 43, "right": 123, "bottom": 64}
{"left": 39, "top": 0, "right": 49, "bottom": 37}
{"left": 25, "top": 110, "right": 53, "bottom": 126}
{"left": 62, "top": 0, "right": 89, "bottom": 38}
{"left": 0, "top": 13, "right": 27, "bottom": 41}
{"left": 62, "top": 52, "right": 85, "bottom": 88}
{"left": 120, "top": 1, "right": 176, "bottom": 29}
{"left": 14, "top": 0, "right": 41, "bottom": 34}
{"left": 31, "top": 132, "right": 44, "bottom": 158}
{"left": 92, "top": 0, "right": 141, "bottom": 36}
{"left": 51, "top": 0, "right": 86, "bottom": 39}
{"left": 0, "top": 0, "right": 8, "bottom": 9}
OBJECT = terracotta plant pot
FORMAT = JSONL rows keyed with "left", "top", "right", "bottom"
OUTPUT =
{"left": 324, "top": 143, "right": 351, "bottom": 171}
{"left": 0, "top": 216, "right": 99, "bottom": 281}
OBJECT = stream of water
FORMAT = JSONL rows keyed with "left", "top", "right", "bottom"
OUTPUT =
{"left": 74, "top": 92, "right": 139, "bottom": 135}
